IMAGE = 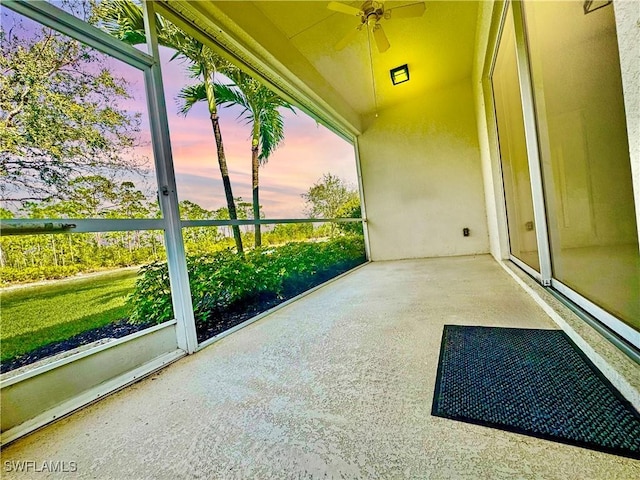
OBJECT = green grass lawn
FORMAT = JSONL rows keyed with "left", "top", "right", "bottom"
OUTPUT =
{"left": 0, "top": 269, "right": 139, "bottom": 363}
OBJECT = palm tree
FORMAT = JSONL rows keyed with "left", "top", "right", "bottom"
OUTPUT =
{"left": 97, "top": 0, "right": 244, "bottom": 253}
{"left": 179, "top": 71, "right": 292, "bottom": 247}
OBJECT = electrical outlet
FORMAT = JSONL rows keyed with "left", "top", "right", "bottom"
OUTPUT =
{"left": 525, "top": 221, "right": 534, "bottom": 231}
{"left": 463, "top": 228, "right": 470, "bottom": 237}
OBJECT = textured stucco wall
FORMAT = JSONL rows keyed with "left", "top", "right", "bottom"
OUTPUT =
{"left": 613, "top": 0, "right": 640, "bottom": 249}
{"left": 358, "top": 79, "right": 490, "bottom": 261}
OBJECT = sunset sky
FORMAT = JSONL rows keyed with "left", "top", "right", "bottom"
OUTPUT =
{"left": 6, "top": 4, "right": 359, "bottom": 219}
{"left": 159, "top": 47, "right": 359, "bottom": 219}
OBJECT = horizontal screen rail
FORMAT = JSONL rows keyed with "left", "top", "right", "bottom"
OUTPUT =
{"left": 0, "top": 219, "right": 166, "bottom": 236}
{"left": 4, "top": 0, "right": 154, "bottom": 70}
{"left": 0, "top": 218, "right": 364, "bottom": 235}
{"left": 181, "top": 218, "right": 364, "bottom": 227}
{"left": 0, "top": 222, "right": 76, "bottom": 235}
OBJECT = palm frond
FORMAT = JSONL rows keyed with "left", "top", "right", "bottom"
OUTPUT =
{"left": 258, "top": 105, "right": 286, "bottom": 163}
{"left": 253, "top": 86, "right": 293, "bottom": 162}
{"left": 176, "top": 83, "right": 207, "bottom": 116}
{"left": 97, "top": 0, "right": 146, "bottom": 44}
{"left": 185, "top": 61, "right": 204, "bottom": 78}
{"left": 97, "top": 0, "right": 209, "bottom": 69}
{"left": 213, "top": 82, "right": 253, "bottom": 122}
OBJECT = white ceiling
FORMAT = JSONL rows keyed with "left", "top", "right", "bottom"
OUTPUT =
{"left": 249, "top": 1, "right": 480, "bottom": 116}
{"left": 185, "top": 1, "right": 480, "bottom": 127}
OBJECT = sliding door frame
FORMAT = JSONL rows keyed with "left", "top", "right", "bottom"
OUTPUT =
{"left": 486, "top": 0, "right": 640, "bottom": 350}
{"left": 510, "top": 0, "right": 552, "bottom": 286}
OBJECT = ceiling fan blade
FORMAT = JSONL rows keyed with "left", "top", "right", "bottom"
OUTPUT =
{"left": 335, "top": 25, "right": 362, "bottom": 51}
{"left": 373, "top": 24, "right": 390, "bottom": 53}
{"left": 327, "top": 2, "right": 363, "bottom": 16}
{"left": 387, "top": 2, "right": 426, "bottom": 19}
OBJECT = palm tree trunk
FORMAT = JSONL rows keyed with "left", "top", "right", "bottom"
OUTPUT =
{"left": 251, "top": 122, "right": 261, "bottom": 247}
{"left": 204, "top": 68, "right": 243, "bottom": 254}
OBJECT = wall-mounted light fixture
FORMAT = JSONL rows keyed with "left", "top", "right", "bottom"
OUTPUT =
{"left": 390, "top": 64, "right": 409, "bottom": 85}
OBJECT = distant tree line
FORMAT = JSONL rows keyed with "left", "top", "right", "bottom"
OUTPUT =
{"left": 0, "top": 1, "right": 361, "bottom": 285}
{"left": 0, "top": 172, "right": 361, "bottom": 284}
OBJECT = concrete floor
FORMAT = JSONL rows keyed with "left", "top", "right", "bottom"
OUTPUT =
{"left": 2, "top": 255, "right": 638, "bottom": 479}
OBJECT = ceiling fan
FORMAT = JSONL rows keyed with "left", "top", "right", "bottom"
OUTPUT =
{"left": 328, "top": 1, "right": 426, "bottom": 53}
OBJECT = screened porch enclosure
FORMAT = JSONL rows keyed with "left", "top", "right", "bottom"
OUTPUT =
{"left": 0, "top": 0, "right": 639, "bottom": 474}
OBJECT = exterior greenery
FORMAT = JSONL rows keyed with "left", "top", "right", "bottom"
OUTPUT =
{"left": 99, "top": 0, "right": 249, "bottom": 253}
{"left": 217, "top": 72, "right": 292, "bottom": 247}
{"left": 0, "top": 172, "right": 360, "bottom": 285}
{"left": 0, "top": 8, "right": 142, "bottom": 204}
{"left": 128, "top": 234, "right": 366, "bottom": 326}
{"left": 0, "top": 1, "right": 365, "bottom": 371}
{"left": 303, "top": 173, "right": 360, "bottom": 219}
{"left": 0, "top": 234, "right": 365, "bottom": 367}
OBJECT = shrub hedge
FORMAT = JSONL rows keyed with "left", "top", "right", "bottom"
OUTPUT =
{"left": 128, "top": 235, "right": 366, "bottom": 325}
{"left": 1, "top": 265, "right": 85, "bottom": 284}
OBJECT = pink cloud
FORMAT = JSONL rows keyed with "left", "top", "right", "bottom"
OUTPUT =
{"left": 147, "top": 39, "right": 361, "bottom": 219}
{"left": 155, "top": 43, "right": 358, "bottom": 218}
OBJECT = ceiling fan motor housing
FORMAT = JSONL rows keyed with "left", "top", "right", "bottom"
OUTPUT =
{"left": 361, "top": 1, "right": 385, "bottom": 25}
{"left": 330, "top": 1, "right": 426, "bottom": 52}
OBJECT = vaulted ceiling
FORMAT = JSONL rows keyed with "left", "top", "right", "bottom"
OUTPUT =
{"left": 165, "top": 1, "right": 479, "bottom": 131}
{"left": 250, "top": 1, "right": 479, "bottom": 114}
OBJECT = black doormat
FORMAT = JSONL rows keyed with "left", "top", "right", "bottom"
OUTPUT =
{"left": 431, "top": 325, "right": 640, "bottom": 459}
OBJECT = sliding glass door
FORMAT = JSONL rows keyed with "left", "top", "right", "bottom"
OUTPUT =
{"left": 523, "top": 0, "right": 639, "bottom": 335}
{"left": 492, "top": 1, "right": 639, "bottom": 345}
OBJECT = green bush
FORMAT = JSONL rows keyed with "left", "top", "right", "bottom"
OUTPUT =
{"left": 127, "top": 235, "right": 366, "bottom": 325}
{"left": 126, "top": 261, "right": 173, "bottom": 324}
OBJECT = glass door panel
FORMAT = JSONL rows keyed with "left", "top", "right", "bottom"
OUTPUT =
{"left": 492, "top": 6, "right": 540, "bottom": 271}
{"left": 523, "top": 0, "right": 639, "bottom": 331}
